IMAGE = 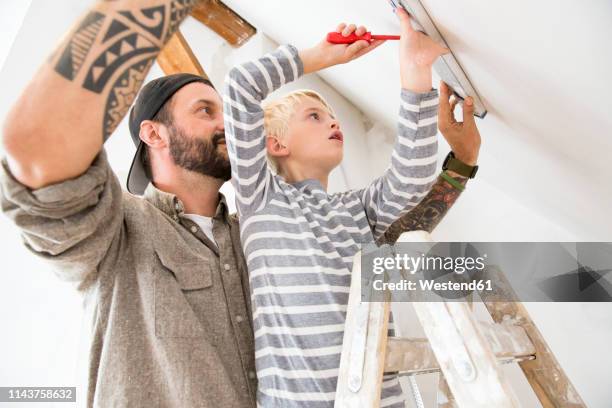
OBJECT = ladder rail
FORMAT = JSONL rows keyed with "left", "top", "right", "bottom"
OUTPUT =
{"left": 476, "top": 265, "right": 587, "bottom": 408}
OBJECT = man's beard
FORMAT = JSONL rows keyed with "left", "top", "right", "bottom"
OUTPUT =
{"left": 167, "top": 124, "right": 231, "bottom": 181}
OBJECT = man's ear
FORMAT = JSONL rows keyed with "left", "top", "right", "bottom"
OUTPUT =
{"left": 266, "top": 135, "right": 289, "bottom": 158}
{"left": 139, "top": 120, "right": 167, "bottom": 149}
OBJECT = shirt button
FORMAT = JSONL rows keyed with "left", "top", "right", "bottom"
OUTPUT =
{"left": 223, "top": 263, "right": 231, "bottom": 271}
{"left": 235, "top": 315, "right": 244, "bottom": 323}
{"left": 248, "top": 371, "right": 256, "bottom": 380}
{"left": 190, "top": 225, "right": 198, "bottom": 233}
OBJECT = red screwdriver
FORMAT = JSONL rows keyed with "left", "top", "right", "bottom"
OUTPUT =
{"left": 326, "top": 32, "right": 400, "bottom": 44}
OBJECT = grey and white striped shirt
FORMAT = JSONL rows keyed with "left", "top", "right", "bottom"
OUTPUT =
{"left": 224, "top": 44, "right": 439, "bottom": 407}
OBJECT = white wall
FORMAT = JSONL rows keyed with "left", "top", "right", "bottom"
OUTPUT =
{"left": 363, "top": 122, "right": 582, "bottom": 242}
{"left": 0, "top": 0, "right": 31, "bottom": 69}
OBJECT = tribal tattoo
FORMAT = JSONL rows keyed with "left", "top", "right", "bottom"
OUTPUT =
{"left": 53, "top": 0, "right": 197, "bottom": 140}
{"left": 377, "top": 173, "right": 468, "bottom": 245}
{"left": 54, "top": 12, "right": 105, "bottom": 80}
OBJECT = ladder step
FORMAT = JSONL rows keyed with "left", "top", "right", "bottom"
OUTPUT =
{"left": 384, "top": 321, "right": 535, "bottom": 374}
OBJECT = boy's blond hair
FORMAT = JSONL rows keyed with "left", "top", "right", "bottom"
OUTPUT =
{"left": 263, "top": 89, "right": 334, "bottom": 174}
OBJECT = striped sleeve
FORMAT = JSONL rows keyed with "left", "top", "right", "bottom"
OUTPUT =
{"left": 359, "top": 89, "right": 439, "bottom": 240}
{"left": 223, "top": 44, "right": 304, "bottom": 215}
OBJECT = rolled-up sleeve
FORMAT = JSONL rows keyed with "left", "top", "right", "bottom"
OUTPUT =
{"left": 0, "top": 149, "right": 123, "bottom": 291}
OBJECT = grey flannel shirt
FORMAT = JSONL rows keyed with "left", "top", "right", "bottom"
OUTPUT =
{"left": 0, "top": 149, "right": 257, "bottom": 408}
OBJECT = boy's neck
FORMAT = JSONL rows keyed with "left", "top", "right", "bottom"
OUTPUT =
{"left": 281, "top": 164, "right": 330, "bottom": 191}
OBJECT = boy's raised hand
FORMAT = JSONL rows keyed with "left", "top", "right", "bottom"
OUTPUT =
{"left": 396, "top": 6, "right": 449, "bottom": 92}
{"left": 300, "top": 23, "right": 384, "bottom": 75}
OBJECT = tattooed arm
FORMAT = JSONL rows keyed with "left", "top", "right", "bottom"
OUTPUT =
{"left": 377, "top": 172, "right": 467, "bottom": 245}
{"left": 378, "top": 81, "right": 482, "bottom": 245}
{"left": 2, "top": 0, "right": 196, "bottom": 188}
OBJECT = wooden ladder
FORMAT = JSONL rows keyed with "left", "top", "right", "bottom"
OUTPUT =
{"left": 335, "top": 232, "right": 586, "bottom": 408}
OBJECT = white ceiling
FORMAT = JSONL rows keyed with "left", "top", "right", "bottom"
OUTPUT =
{"left": 223, "top": 0, "right": 612, "bottom": 240}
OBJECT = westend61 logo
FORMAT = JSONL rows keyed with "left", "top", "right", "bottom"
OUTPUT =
{"left": 372, "top": 252, "right": 487, "bottom": 275}
{"left": 369, "top": 250, "right": 492, "bottom": 297}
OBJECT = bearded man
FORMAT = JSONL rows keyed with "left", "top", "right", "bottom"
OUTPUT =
{"left": 0, "top": 1, "right": 256, "bottom": 406}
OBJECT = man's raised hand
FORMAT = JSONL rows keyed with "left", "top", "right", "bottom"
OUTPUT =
{"left": 438, "top": 82, "right": 481, "bottom": 166}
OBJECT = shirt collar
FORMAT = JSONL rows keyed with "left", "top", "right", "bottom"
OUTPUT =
{"left": 143, "top": 183, "right": 229, "bottom": 221}
{"left": 290, "top": 178, "right": 325, "bottom": 192}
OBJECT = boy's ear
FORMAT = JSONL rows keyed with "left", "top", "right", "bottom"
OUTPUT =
{"left": 266, "top": 135, "right": 289, "bottom": 158}
{"left": 139, "top": 120, "right": 168, "bottom": 149}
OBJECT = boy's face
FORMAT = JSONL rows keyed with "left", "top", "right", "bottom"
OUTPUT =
{"left": 282, "top": 97, "right": 344, "bottom": 173}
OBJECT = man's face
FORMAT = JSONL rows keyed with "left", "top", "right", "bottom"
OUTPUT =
{"left": 164, "top": 82, "right": 231, "bottom": 181}
{"left": 283, "top": 97, "right": 344, "bottom": 173}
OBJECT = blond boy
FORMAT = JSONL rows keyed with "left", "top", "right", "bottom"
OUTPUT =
{"left": 224, "top": 9, "right": 449, "bottom": 407}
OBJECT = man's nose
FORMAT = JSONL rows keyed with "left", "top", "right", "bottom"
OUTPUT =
{"left": 216, "top": 116, "right": 225, "bottom": 132}
{"left": 330, "top": 120, "right": 339, "bottom": 130}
